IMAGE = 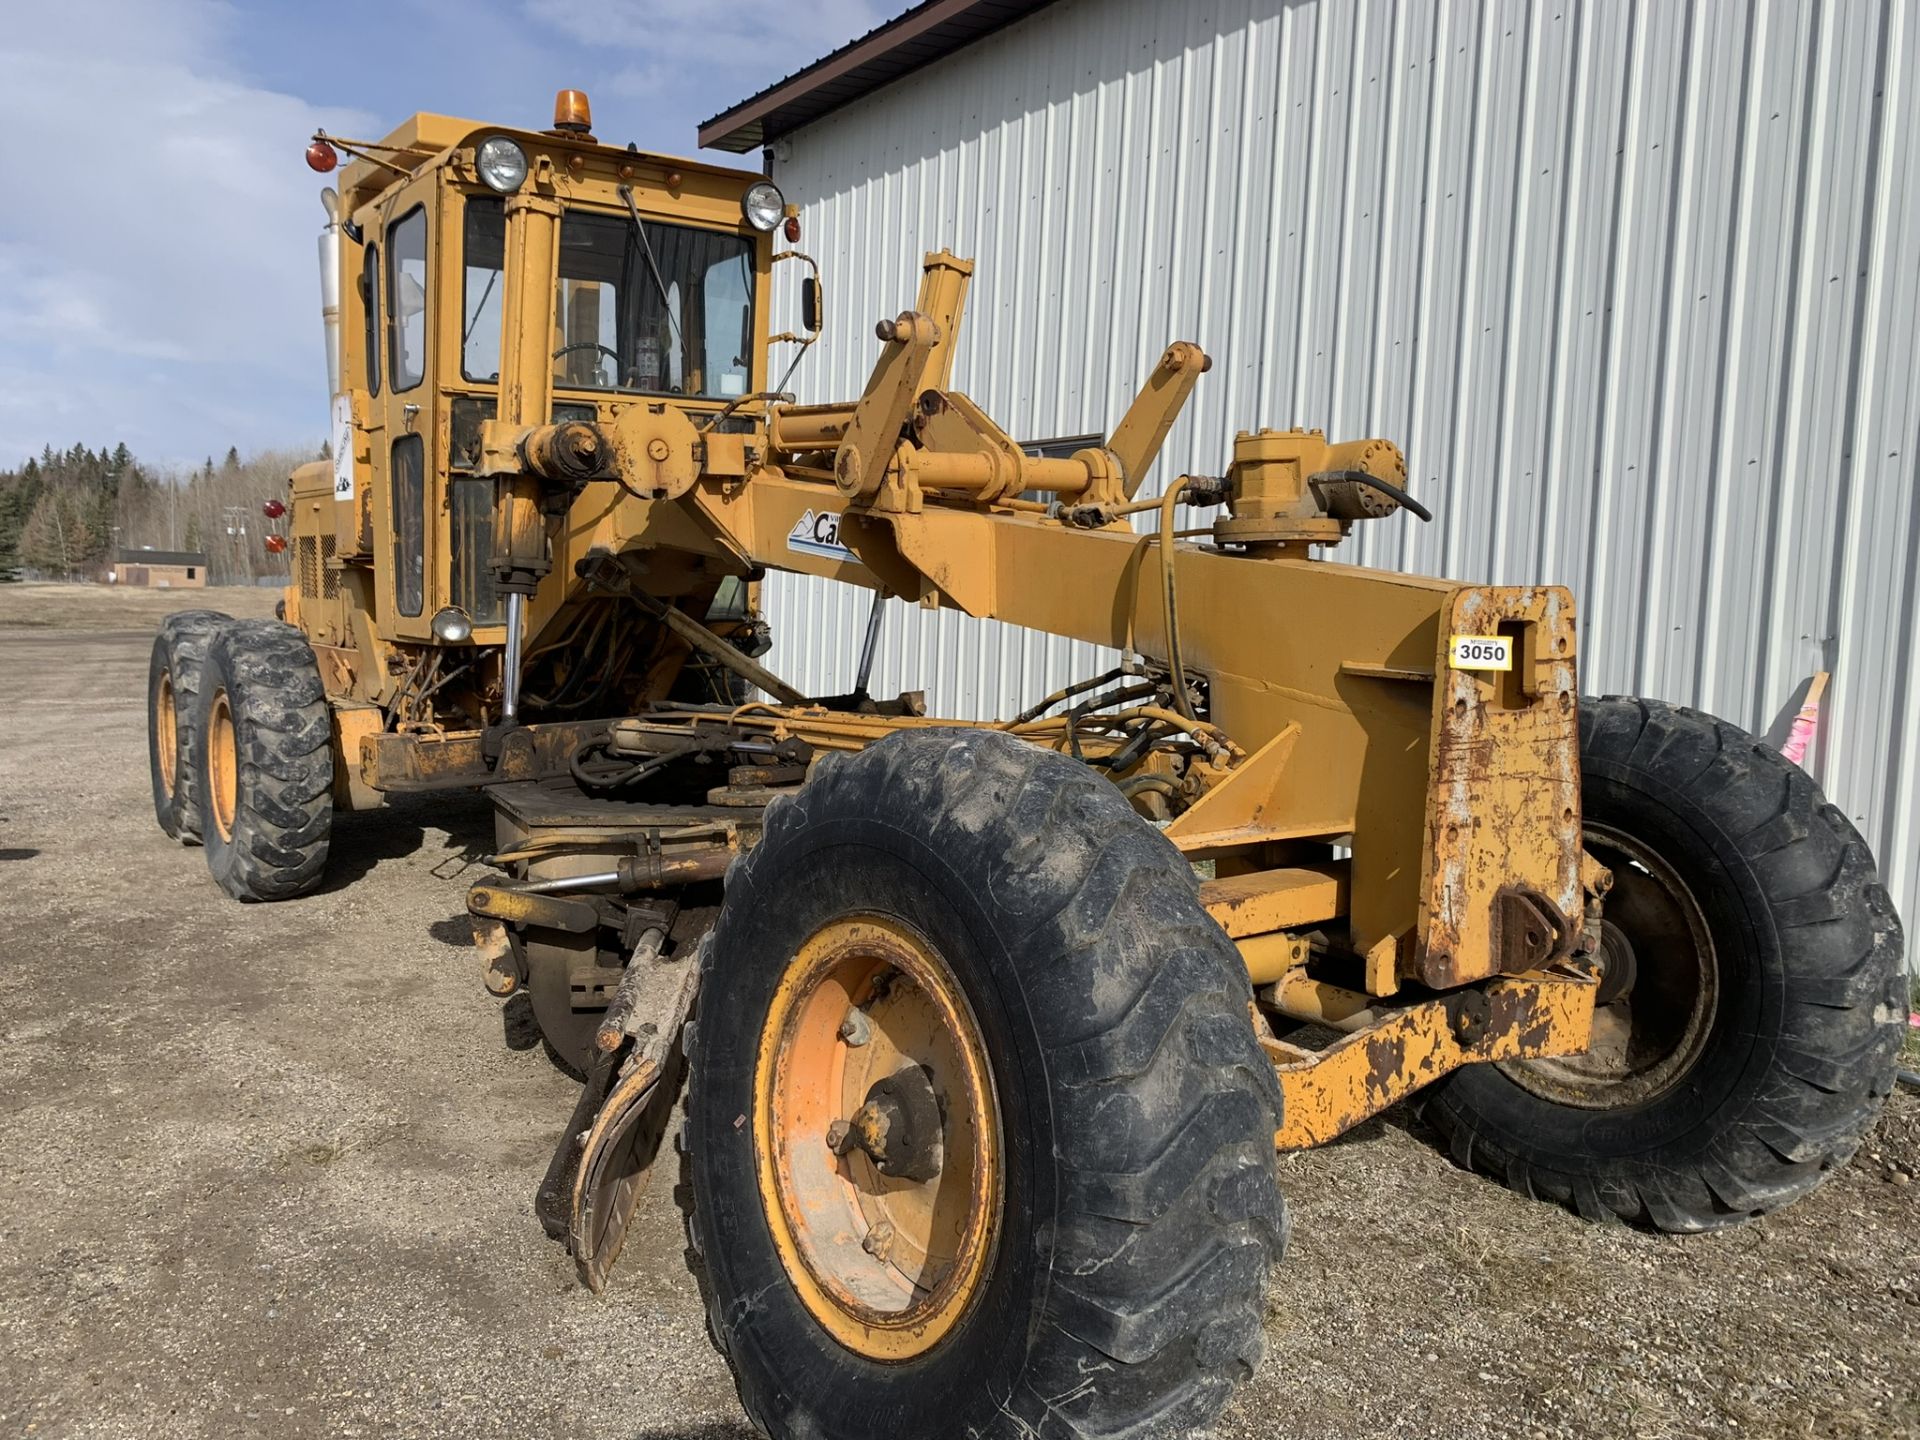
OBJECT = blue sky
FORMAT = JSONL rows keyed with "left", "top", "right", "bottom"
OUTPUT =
{"left": 0, "top": 0, "right": 886, "bottom": 469}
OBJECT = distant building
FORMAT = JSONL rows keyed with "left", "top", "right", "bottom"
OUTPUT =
{"left": 110, "top": 548, "right": 208, "bottom": 589}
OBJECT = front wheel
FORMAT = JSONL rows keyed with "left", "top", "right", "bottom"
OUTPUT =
{"left": 1427, "top": 696, "right": 1905, "bottom": 1230}
{"left": 684, "top": 730, "right": 1287, "bottom": 1440}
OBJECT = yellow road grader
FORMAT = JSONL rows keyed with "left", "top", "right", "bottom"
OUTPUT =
{"left": 144, "top": 90, "right": 1905, "bottom": 1439}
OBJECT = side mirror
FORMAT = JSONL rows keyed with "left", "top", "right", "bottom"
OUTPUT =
{"left": 768, "top": 251, "right": 822, "bottom": 350}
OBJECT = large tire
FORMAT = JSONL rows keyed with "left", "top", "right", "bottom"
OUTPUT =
{"left": 684, "top": 730, "right": 1287, "bottom": 1440}
{"left": 146, "top": 610, "right": 230, "bottom": 842}
{"left": 195, "top": 621, "right": 334, "bottom": 902}
{"left": 1427, "top": 696, "right": 1906, "bottom": 1231}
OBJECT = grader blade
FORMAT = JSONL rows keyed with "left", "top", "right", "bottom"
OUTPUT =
{"left": 569, "top": 1057, "right": 673, "bottom": 1292}
{"left": 539, "top": 934, "right": 703, "bottom": 1292}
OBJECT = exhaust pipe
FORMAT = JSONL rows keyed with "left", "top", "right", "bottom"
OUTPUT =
{"left": 318, "top": 188, "right": 343, "bottom": 397}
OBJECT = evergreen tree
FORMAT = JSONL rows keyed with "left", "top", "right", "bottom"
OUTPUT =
{"left": 0, "top": 470, "right": 42, "bottom": 580}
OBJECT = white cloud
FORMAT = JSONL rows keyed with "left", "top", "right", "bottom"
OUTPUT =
{"left": 0, "top": 1, "right": 370, "bottom": 465}
{"left": 524, "top": 0, "right": 888, "bottom": 112}
{"left": 0, "top": 0, "right": 886, "bottom": 466}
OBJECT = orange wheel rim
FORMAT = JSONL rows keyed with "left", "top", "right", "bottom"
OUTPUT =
{"left": 753, "top": 916, "right": 1002, "bottom": 1361}
{"left": 156, "top": 672, "right": 179, "bottom": 798}
{"left": 208, "top": 689, "right": 238, "bottom": 842}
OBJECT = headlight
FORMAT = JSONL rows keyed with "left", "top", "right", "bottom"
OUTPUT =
{"left": 431, "top": 606, "right": 474, "bottom": 643}
{"left": 476, "top": 137, "right": 528, "bottom": 194}
{"left": 742, "top": 180, "right": 784, "bottom": 232}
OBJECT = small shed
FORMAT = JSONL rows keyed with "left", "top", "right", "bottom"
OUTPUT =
{"left": 111, "top": 548, "right": 208, "bottom": 589}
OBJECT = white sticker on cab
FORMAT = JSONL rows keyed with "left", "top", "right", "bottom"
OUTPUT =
{"left": 1448, "top": 634, "right": 1514, "bottom": 672}
{"left": 331, "top": 394, "right": 355, "bottom": 502}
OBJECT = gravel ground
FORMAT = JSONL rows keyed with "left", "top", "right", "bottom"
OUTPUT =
{"left": 0, "top": 582, "right": 1914, "bottom": 1440}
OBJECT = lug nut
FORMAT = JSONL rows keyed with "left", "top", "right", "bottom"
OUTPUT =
{"left": 838, "top": 1010, "right": 872, "bottom": 1047}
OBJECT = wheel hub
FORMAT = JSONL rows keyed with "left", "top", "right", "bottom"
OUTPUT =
{"left": 828, "top": 1067, "right": 945, "bottom": 1183}
{"left": 753, "top": 916, "right": 1002, "bottom": 1361}
{"left": 1591, "top": 918, "right": 1640, "bottom": 1007}
{"left": 207, "top": 688, "right": 238, "bottom": 843}
{"left": 1500, "top": 823, "right": 1719, "bottom": 1109}
{"left": 156, "top": 671, "right": 179, "bottom": 797}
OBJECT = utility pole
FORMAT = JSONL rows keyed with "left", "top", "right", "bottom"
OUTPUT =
{"left": 223, "top": 505, "right": 252, "bottom": 584}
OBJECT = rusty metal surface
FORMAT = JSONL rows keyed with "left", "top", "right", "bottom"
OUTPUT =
{"left": 1417, "top": 586, "right": 1584, "bottom": 989}
{"left": 361, "top": 719, "right": 608, "bottom": 793}
{"left": 1266, "top": 967, "right": 1597, "bottom": 1151}
{"left": 751, "top": 915, "right": 1002, "bottom": 1360}
{"left": 467, "top": 884, "right": 598, "bottom": 933}
{"left": 328, "top": 703, "right": 385, "bottom": 812}
{"left": 569, "top": 935, "right": 706, "bottom": 1293}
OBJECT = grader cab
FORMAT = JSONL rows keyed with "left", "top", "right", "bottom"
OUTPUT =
{"left": 144, "top": 90, "right": 1905, "bottom": 1440}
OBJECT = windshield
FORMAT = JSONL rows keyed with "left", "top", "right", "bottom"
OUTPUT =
{"left": 462, "top": 199, "right": 504, "bottom": 382}
{"left": 462, "top": 197, "right": 756, "bottom": 401}
{"left": 556, "top": 209, "right": 754, "bottom": 399}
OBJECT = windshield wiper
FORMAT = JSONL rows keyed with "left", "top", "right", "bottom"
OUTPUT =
{"left": 616, "top": 184, "right": 685, "bottom": 368}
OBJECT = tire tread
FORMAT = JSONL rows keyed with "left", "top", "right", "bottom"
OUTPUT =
{"left": 1425, "top": 694, "right": 1903, "bottom": 1232}
{"left": 199, "top": 621, "right": 333, "bottom": 902}
{"left": 683, "top": 730, "right": 1287, "bottom": 1439}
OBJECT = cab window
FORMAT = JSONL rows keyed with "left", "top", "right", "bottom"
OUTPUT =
{"left": 462, "top": 197, "right": 505, "bottom": 382}
{"left": 391, "top": 434, "right": 425, "bottom": 617}
{"left": 553, "top": 210, "right": 753, "bottom": 400}
{"left": 387, "top": 207, "right": 428, "bottom": 392}
{"left": 359, "top": 242, "right": 381, "bottom": 395}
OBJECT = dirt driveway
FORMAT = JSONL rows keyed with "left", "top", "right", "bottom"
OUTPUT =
{"left": 0, "top": 584, "right": 1914, "bottom": 1439}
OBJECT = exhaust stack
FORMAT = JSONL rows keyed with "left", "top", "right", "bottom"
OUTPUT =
{"left": 317, "top": 187, "right": 343, "bottom": 397}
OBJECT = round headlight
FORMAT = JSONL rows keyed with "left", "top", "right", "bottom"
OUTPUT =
{"left": 431, "top": 606, "right": 474, "bottom": 644}
{"left": 742, "top": 180, "right": 784, "bottom": 232}
{"left": 476, "top": 137, "right": 528, "bottom": 194}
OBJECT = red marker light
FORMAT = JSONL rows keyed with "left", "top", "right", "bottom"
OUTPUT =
{"left": 265, "top": 534, "right": 289, "bottom": 554}
{"left": 305, "top": 139, "right": 339, "bottom": 173}
{"left": 783, "top": 215, "right": 801, "bottom": 243}
{"left": 262, "top": 498, "right": 287, "bottom": 519}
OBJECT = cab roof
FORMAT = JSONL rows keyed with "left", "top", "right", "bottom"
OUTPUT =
{"left": 338, "top": 111, "right": 764, "bottom": 212}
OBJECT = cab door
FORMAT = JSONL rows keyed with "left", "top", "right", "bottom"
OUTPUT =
{"left": 377, "top": 182, "right": 436, "bottom": 639}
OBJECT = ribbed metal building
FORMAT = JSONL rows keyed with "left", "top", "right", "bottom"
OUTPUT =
{"left": 703, "top": 0, "right": 1920, "bottom": 959}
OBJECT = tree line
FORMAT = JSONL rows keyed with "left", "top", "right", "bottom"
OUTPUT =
{"left": 0, "top": 442, "right": 324, "bottom": 585}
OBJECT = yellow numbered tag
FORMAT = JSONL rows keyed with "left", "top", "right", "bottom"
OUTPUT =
{"left": 1448, "top": 634, "right": 1513, "bottom": 672}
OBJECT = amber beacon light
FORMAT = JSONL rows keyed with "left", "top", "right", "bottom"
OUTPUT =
{"left": 553, "top": 89, "right": 593, "bottom": 135}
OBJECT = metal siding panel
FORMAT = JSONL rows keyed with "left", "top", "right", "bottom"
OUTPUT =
{"left": 763, "top": 0, "right": 1918, "bottom": 962}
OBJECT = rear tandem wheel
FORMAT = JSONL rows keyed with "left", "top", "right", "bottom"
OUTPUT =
{"left": 193, "top": 620, "right": 334, "bottom": 902}
{"left": 146, "top": 609, "right": 231, "bottom": 843}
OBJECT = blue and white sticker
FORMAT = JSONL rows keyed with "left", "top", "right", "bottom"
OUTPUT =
{"left": 788, "top": 508, "right": 855, "bottom": 562}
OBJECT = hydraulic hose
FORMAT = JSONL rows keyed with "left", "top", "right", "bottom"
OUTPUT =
{"left": 1160, "top": 483, "right": 1196, "bottom": 719}
{"left": 1306, "top": 468, "right": 1434, "bottom": 523}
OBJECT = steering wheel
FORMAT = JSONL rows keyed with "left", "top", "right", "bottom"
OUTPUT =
{"left": 552, "top": 341, "right": 621, "bottom": 382}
